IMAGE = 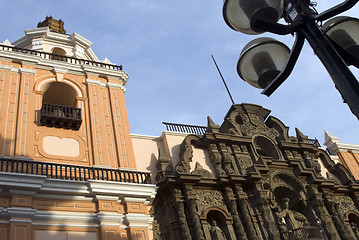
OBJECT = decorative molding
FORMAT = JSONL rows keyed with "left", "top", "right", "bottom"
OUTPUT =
{"left": 0, "top": 172, "right": 46, "bottom": 189}
{"left": 97, "top": 212, "right": 124, "bottom": 224}
{"left": 86, "top": 78, "right": 126, "bottom": 91}
{"left": 19, "top": 68, "right": 36, "bottom": 75}
{"left": 130, "top": 133, "right": 158, "bottom": 140}
{"left": 324, "top": 130, "right": 359, "bottom": 154}
{"left": 88, "top": 180, "right": 157, "bottom": 200}
{"left": 124, "top": 213, "right": 153, "bottom": 227}
{"left": 0, "top": 64, "right": 12, "bottom": 71}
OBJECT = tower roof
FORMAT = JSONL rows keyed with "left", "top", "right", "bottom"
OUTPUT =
{"left": 37, "top": 16, "right": 66, "bottom": 34}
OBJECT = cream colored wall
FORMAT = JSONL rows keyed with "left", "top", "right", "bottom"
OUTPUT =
{"left": 190, "top": 146, "right": 214, "bottom": 175}
{"left": 131, "top": 134, "right": 161, "bottom": 183}
{"left": 131, "top": 132, "right": 215, "bottom": 183}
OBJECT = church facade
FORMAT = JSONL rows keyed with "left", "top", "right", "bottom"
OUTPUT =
{"left": 146, "top": 104, "right": 359, "bottom": 240}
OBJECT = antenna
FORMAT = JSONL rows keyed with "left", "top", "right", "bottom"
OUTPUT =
{"left": 211, "top": 55, "right": 235, "bottom": 105}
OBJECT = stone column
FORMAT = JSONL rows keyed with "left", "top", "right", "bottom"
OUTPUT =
{"left": 173, "top": 189, "right": 191, "bottom": 239}
{"left": 234, "top": 188, "right": 259, "bottom": 240}
{"left": 174, "top": 201, "right": 192, "bottom": 240}
{"left": 326, "top": 199, "right": 350, "bottom": 240}
{"left": 312, "top": 196, "right": 341, "bottom": 240}
{"left": 257, "top": 191, "right": 280, "bottom": 240}
{"left": 185, "top": 187, "right": 205, "bottom": 240}
{"left": 224, "top": 187, "right": 248, "bottom": 240}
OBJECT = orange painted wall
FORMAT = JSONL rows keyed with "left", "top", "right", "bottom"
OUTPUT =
{"left": 0, "top": 58, "right": 136, "bottom": 169}
{"left": 338, "top": 152, "right": 359, "bottom": 180}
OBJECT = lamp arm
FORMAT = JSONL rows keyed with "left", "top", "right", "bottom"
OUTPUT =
{"left": 261, "top": 32, "right": 305, "bottom": 96}
{"left": 314, "top": 0, "right": 358, "bottom": 22}
{"left": 251, "top": 18, "right": 298, "bottom": 35}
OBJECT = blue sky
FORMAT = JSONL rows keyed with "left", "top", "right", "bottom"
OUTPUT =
{"left": 0, "top": 0, "right": 358, "bottom": 145}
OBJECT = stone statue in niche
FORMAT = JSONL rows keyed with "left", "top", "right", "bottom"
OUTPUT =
{"left": 210, "top": 220, "right": 227, "bottom": 240}
{"left": 276, "top": 198, "right": 309, "bottom": 231}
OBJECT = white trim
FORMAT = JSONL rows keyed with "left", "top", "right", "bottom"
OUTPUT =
{"left": 130, "top": 133, "right": 160, "bottom": 140}
{"left": 19, "top": 68, "right": 36, "bottom": 75}
{"left": 96, "top": 212, "right": 124, "bottom": 224}
{"left": 7, "top": 207, "right": 37, "bottom": 220}
{"left": 86, "top": 79, "right": 106, "bottom": 87}
{"left": 124, "top": 213, "right": 153, "bottom": 227}
{"left": 324, "top": 130, "right": 359, "bottom": 154}
{"left": 0, "top": 49, "right": 128, "bottom": 81}
{"left": 0, "top": 172, "right": 46, "bottom": 189}
{"left": 107, "top": 82, "right": 125, "bottom": 91}
{"left": 88, "top": 180, "right": 157, "bottom": 199}
{"left": 31, "top": 223, "right": 99, "bottom": 228}
{"left": 0, "top": 64, "right": 12, "bottom": 71}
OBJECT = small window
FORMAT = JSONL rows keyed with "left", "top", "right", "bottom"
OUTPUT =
{"left": 51, "top": 47, "right": 67, "bottom": 61}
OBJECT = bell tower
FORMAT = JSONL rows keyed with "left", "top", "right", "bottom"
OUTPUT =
{"left": 1, "top": 17, "right": 136, "bottom": 169}
{"left": 0, "top": 17, "right": 155, "bottom": 240}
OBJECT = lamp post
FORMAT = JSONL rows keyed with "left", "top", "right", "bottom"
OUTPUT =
{"left": 223, "top": 0, "right": 359, "bottom": 120}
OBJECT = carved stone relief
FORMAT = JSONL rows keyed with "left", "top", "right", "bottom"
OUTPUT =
{"left": 196, "top": 190, "right": 228, "bottom": 215}
{"left": 226, "top": 109, "right": 280, "bottom": 141}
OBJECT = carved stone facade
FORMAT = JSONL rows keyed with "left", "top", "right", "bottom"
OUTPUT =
{"left": 152, "top": 104, "right": 359, "bottom": 240}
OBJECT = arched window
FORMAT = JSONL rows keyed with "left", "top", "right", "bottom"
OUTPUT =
{"left": 43, "top": 82, "right": 77, "bottom": 107}
{"left": 51, "top": 47, "right": 67, "bottom": 61}
{"left": 40, "top": 82, "right": 82, "bottom": 130}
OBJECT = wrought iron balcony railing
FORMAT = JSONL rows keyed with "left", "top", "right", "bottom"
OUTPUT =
{"left": 162, "top": 122, "right": 207, "bottom": 135}
{"left": 308, "top": 138, "right": 321, "bottom": 147}
{"left": 0, "top": 157, "right": 151, "bottom": 184}
{"left": 0, "top": 44, "right": 123, "bottom": 70}
{"left": 40, "top": 103, "right": 82, "bottom": 130}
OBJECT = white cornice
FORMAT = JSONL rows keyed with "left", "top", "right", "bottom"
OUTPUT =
{"left": 86, "top": 79, "right": 126, "bottom": 91}
{"left": 40, "top": 178, "right": 89, "bottom": 194}
{"left": 19, "top": 68, "right": 36, "bottom": 75}
{"left": 82, "top": 65, "right": 128, "bottom": 82}
{"left": 124, "top": 213, "right": 153, "bottom": 227}
{"left": 87, "top": 180, "right": 157, "bottom": 200}
{"left": 0, "top": 172, "right": 157, "bottom": 203}
{"left": 96, "top": 212, "right": 124, "bottom": 224}
{"left": 0, "top": 50, "right": 128, "bottom": 81}
{"left": 0, "top": 172, "right": 46, "bottom": 189}
{"left": 71, "top": 32, "right": 93, "bottom": 48}
{"left": 324, "top": 131, "right": 359, "bottom": 155}
{"left": 0, "top": 64, "right": 12, "bottom": 71}
{"left": 130, "top": 133, "right": 159, "bottom": 140}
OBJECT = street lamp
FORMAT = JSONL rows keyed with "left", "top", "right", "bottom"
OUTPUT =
{"left": 223, "top": 0, "right": 359, "bottom": 120}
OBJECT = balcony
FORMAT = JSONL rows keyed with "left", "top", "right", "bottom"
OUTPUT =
{"left": 162, "top": 122, "right": 207, "bottom": 135}
{"left": 0, "top": 157, "right": 151, "bottom": 184}
{"left": 40, "top": 103, "right": 82, "bottom": 130}
{"left": 0, "top": 44, "right": 123, "bottom": 70}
